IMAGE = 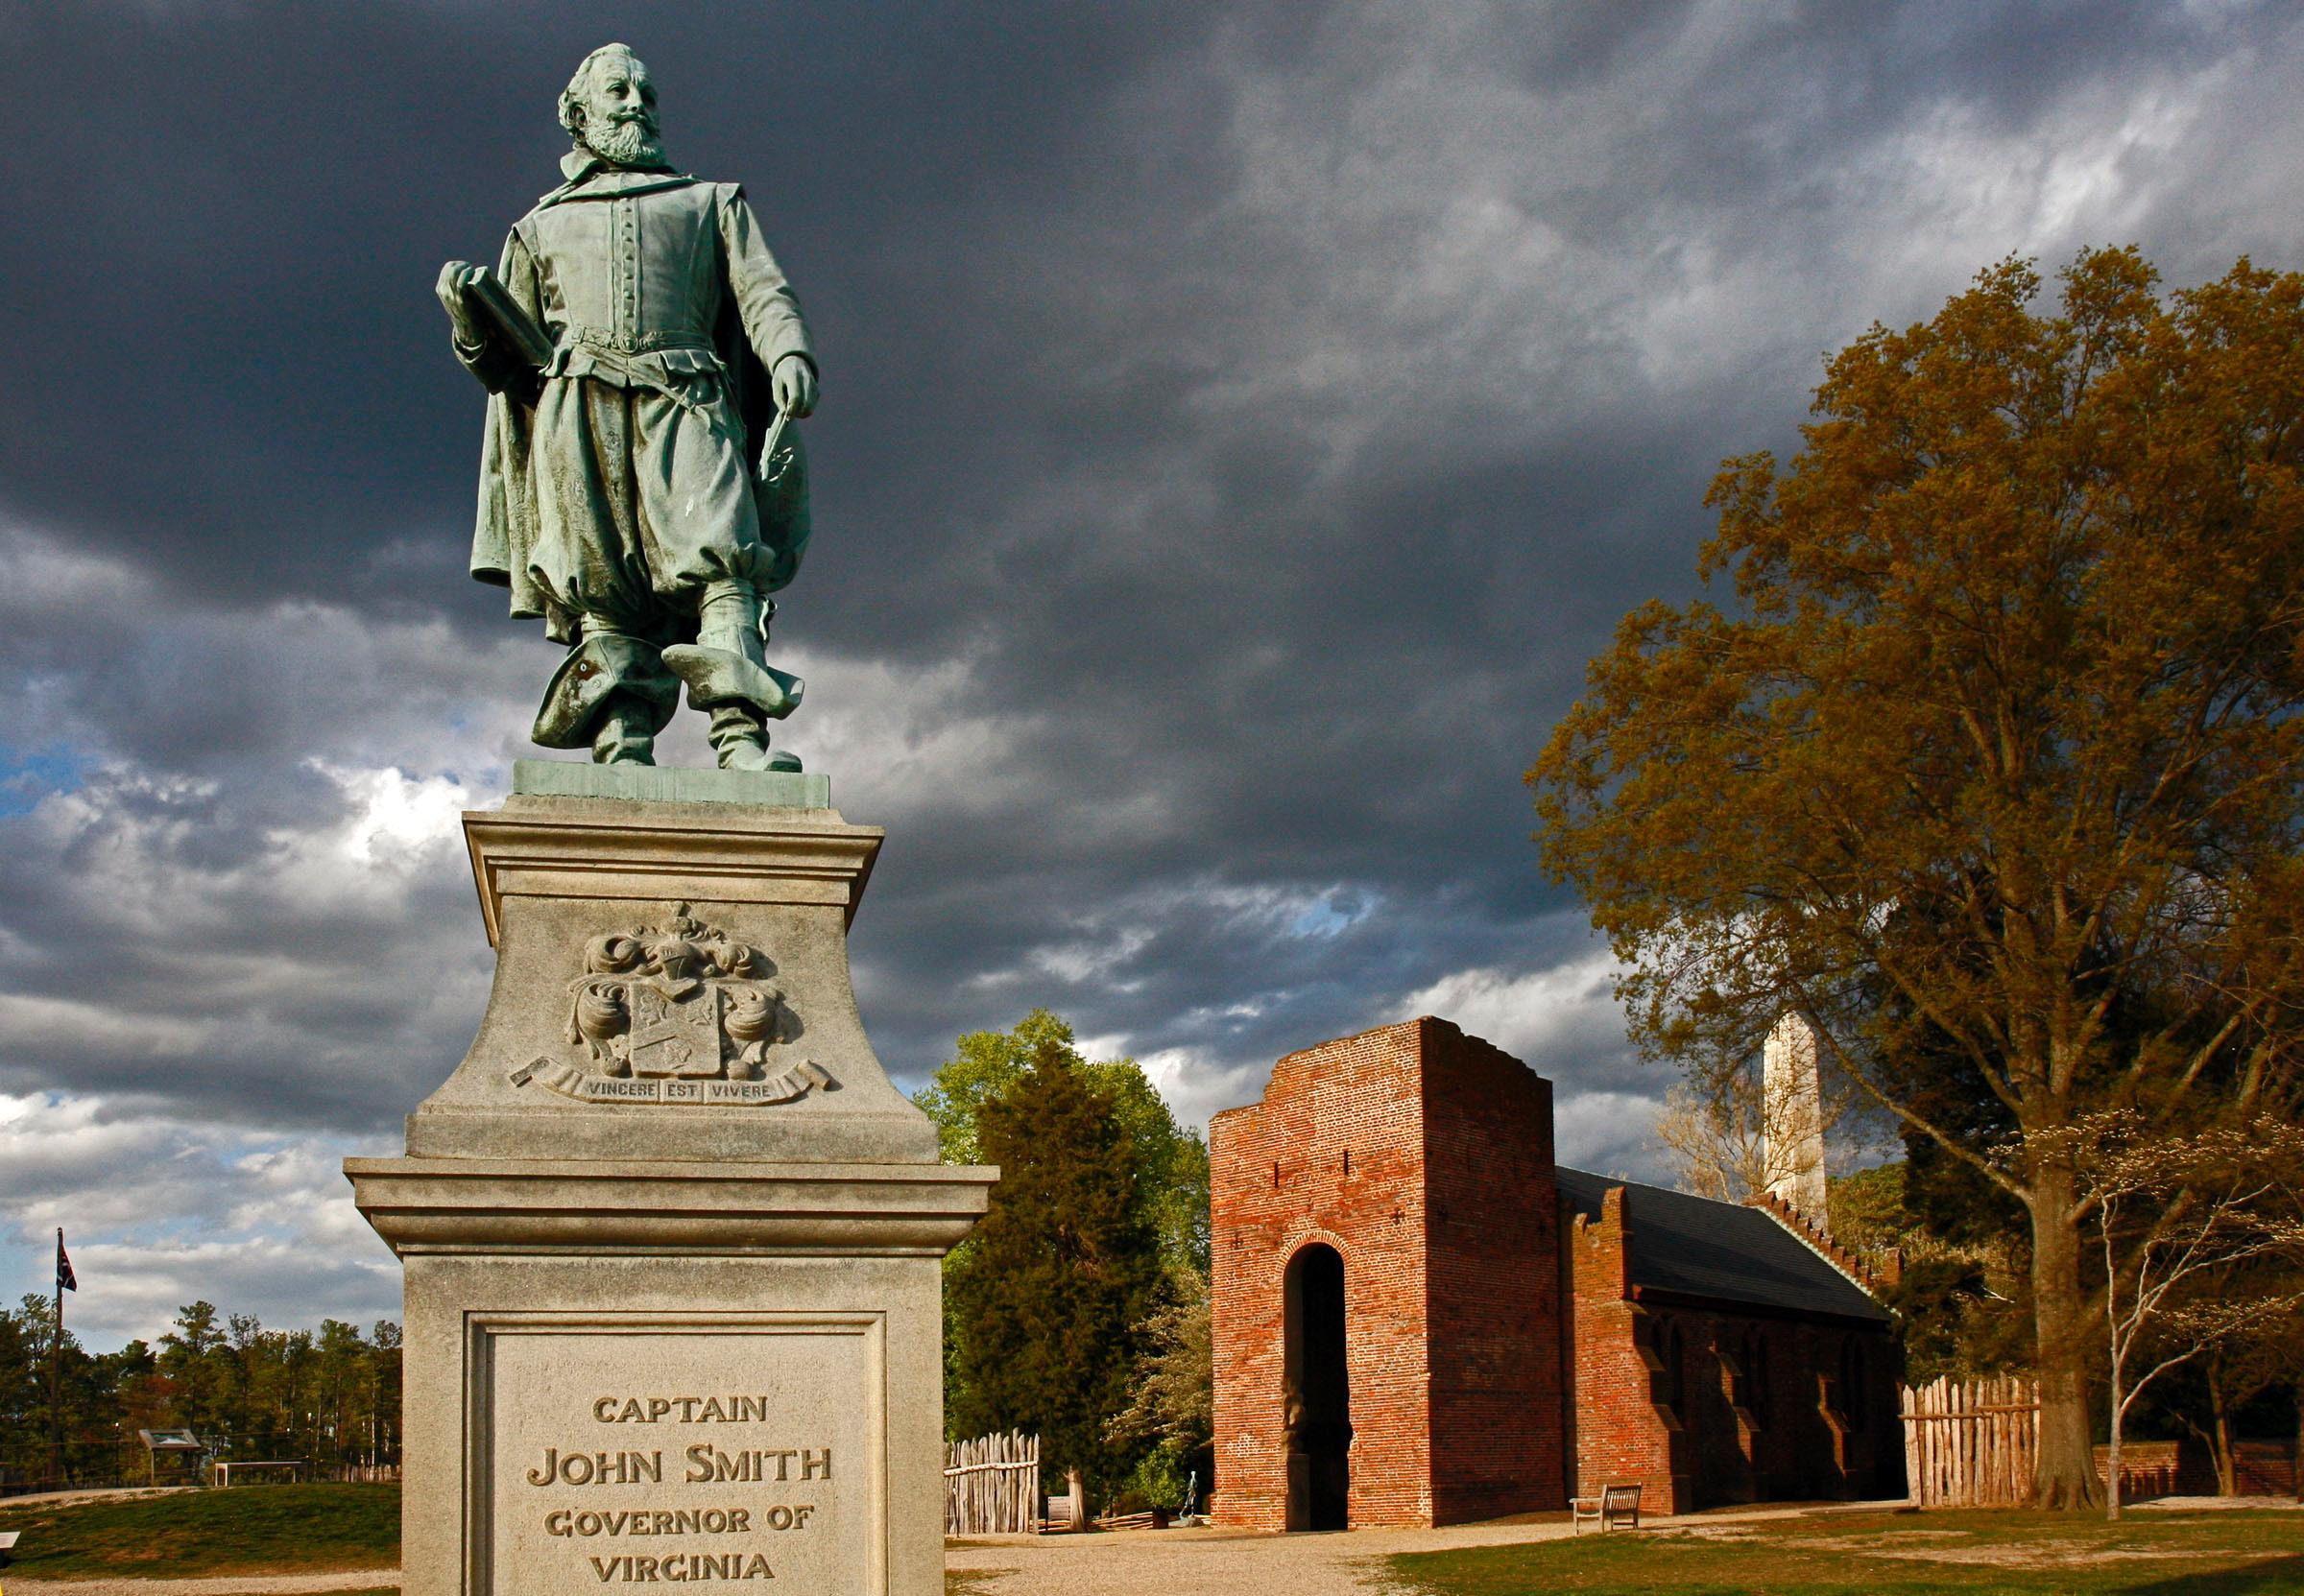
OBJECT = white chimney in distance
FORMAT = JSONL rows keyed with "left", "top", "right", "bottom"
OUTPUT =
{"left": 1763, "top": 1011, "right": 1829, "bottom": 1224}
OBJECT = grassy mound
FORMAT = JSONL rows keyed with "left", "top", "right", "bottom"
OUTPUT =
{"left": 0, "top": 1483, "right": 399, "bottom": 1580}
{"left": 1390, "top": 1508, "right": 2304, "bottom": 1594}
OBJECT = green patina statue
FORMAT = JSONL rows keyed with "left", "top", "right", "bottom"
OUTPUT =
{"left": 439, "top": 42, "right": 819, "bottom": 771}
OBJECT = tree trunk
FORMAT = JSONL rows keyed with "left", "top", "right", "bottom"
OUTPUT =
{"left": 1067, "top": 1465, "right": 1087, "bottom": 1530}
{"left": 2027, "top": 1162, "right": 2104, "bottom": 1511}
{"left": 2206, "top": 1357, "right": 2238, "bottom": 1497}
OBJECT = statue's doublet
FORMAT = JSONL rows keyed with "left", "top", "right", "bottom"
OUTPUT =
{"left": 507, "top": 167, "right": 813, "bottom": 395}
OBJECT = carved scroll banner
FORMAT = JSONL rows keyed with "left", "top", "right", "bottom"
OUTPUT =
{"left": 511, "top": 1058, "right": 832, "bottom": 1106}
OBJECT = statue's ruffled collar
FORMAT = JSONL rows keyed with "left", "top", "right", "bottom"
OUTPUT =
{"left": 539, "top": 146, "right": 692, "bottom": 206}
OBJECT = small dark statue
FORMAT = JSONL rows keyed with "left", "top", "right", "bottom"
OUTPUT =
{"left": 439, "top": 42, "right": 818, "bottom": 771}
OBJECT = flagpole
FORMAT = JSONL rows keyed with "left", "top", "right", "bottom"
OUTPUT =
{"left": 51, "top": 1227, "right": 64, "bottom": 1487}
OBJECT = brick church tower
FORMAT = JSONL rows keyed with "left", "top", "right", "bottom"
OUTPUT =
{"left": 1209, "top": 1017, "right": 1567, "bottom": 1529}
{"left": 1211, "top": 1015, "right": 1904, "bottom": 1528}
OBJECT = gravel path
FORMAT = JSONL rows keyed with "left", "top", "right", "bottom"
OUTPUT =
{"left": 948, "top": 1516, "right": 1592, "bottom": 1596}
{"left": 1, "top": 1575, "right": 394, "bottom": 1596}
{"left": 943, "top": 1502, "right": 1919, "bottom": 1596}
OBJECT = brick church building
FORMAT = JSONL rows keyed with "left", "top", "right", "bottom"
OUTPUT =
{"left": 1209, "top": 1017, "right": 1903, "bottom": 1530}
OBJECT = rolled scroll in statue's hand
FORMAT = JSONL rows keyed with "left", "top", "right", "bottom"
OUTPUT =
{"left": 437, "top": 261, "right": 555, "bottom": 391}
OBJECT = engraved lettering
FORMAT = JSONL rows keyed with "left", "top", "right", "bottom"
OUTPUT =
{"left": 801, "top": 1447, "right": 832, "bottom": 1481}
{"left": 583, "top": 1552, "right": 776, "bottom": 1583}
{"left": 596, "top": 1394, "right": 781, "bottom": 1422}
{"left": 547, "top": 1506, "right": 755, "bottom": 1537}
{"left": 525, "top": 1448, "right": 663, "bottom": 1486}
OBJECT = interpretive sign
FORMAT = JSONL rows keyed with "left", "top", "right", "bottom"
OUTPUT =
{"left": 472, "top": 1312, "right": 884, "bottom": 1594}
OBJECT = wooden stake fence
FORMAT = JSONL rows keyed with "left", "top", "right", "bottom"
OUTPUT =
{"left": 944, "top": 1431, "right": 1040, "bottom": 1534}
{"left": 1900, "top": 1374, "right": 2038, "bottom": 1507}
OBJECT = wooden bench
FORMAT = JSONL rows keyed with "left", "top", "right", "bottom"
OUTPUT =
{"left": 1571, "top": 1482, "right": 1644, "bottom": 1534}
{"left": 0, "top": 1528, "right": 21, "bottom": 1566}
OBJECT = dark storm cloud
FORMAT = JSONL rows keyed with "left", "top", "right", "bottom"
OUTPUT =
{"left": 3, "top": 0, "right": 2302, "bottom": 1333}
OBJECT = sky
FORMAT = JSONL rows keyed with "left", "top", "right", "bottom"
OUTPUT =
{"left": 2, "top": 0, "right": 2301, "bottom": 1346}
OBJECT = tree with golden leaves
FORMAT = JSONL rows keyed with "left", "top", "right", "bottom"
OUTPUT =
{"left": 1531, "top": 249, "right": 2304, "bottom": 1510}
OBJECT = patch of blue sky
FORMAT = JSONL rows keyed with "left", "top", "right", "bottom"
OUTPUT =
{"left": 0, "top": 744, "right": 90, "bottom": 815}
{"left": 1289, "top": 891, "right": 1373, "bottom": 940}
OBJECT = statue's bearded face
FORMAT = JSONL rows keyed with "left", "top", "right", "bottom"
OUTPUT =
{"left": 575, "top": 52, "right": 663, "bottom": 167}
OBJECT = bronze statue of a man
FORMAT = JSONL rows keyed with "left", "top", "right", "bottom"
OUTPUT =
{"left": 439, "top": 42, "right": 819, "bottom": 771}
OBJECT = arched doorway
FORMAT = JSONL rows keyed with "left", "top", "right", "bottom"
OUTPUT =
{"left": 1283, "top": 1242, "right": 1352, "bottom": 1530}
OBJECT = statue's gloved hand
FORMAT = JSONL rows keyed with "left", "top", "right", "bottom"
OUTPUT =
{"left": 772, "top": 353, "right": 818, "bottom": 419}
{"left": 436, "top": 261, "right": 488, "bottom": 345}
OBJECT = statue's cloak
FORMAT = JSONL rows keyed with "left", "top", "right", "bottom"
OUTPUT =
{"left": 464, "top": 158, "right": 811, "bottom": 646}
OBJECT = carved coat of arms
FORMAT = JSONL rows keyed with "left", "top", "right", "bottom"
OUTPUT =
{"left": 509, "top": 904, "right": 829, "bottom": 1106}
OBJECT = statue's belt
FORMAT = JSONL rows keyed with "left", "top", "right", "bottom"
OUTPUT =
{"left": 545, "top": 329, "right": 728, "bottom": 415}
{"left": 565, "top": 327, "right": 717, "bottom": 356}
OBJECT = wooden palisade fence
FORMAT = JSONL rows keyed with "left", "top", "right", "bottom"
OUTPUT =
{"left": 1900, "top": 1374, "right": 2038, "bottom": 1507}
{"left": 944, "top": 1431, "right": 1041, "bottom": 1534}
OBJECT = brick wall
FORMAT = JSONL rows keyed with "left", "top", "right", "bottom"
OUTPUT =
{"left": 1566, "top": 1188, "right": 1905, "bottom": 1512}
{"left": 1566, "top": 1189, "right": 1677, "bottom": 1505}
{"left": 2096, "top": 1440, "right": 2298, "bottom": 1499}
{"left": 1210, "top": 1018, "right": 1566, "bottom": 1528}
{"left": 1423, "top": 1027, "right": 1566, "bottom": 1520}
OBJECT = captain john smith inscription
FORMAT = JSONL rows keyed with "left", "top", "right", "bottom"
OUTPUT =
{"left": 486, "top": 1323, "right": 877, "bottom": 1595}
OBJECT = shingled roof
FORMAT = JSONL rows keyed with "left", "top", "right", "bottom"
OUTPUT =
{"left": 1556, "top": 1167, "right": 1890, "bottom": 1325}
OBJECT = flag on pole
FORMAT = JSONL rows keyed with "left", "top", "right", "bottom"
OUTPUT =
{"left": 57, "top": 1229, "right": 77, "bottom": 1293}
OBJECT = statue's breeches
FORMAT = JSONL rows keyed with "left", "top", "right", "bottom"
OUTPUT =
{"left": 530, "top": 375, "right": 772, "bottom": 634}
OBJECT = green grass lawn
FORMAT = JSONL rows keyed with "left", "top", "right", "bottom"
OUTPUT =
{"left": 0, "top": 1484, "right": 399, "bottom": 1580}
{"left": 1389, "top": 1509, "right": 2304, "bottom": 1596}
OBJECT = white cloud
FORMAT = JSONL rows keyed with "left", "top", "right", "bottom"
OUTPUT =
{"left": 1394, "top": 950, "right": 1633, "bottom": 1076}
{"left": 1553, "top": 1089, "right": 1672, "bottom": 1183}
{"left": 0, "top": 1090, "right": 397, "bottom": 1345}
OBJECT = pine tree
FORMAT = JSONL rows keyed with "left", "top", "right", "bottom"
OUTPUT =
{"left": 948, "top": 1044, "right": 1163, "bottom": 1517}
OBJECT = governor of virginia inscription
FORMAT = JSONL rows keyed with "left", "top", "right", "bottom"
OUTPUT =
{"left": 481, "top": 1318, "right": 881, "bottom": 1594}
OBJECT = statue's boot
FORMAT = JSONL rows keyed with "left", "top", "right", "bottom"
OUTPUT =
{"left": 707, "top": 704, "right": 803, "bottom": 774}
{"left": 533, "top": 623, "right": 679, "bottom": 765}
{"left": 591, "top": 701, "right": 659, "bottom": 766}
{"left": 660, "top": 583, "right": 805, "bottom": 771}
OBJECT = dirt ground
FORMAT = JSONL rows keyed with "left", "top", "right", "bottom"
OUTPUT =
{"left": 944, "top": 1507, "right": 1821, "bottom": 1596}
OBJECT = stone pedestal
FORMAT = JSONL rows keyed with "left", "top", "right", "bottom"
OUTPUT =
{"left": 349, "top": 765, "right": 993, "bottom": 1596}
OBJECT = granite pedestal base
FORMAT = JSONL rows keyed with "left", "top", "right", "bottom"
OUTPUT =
{"left": 350, "top": 769, "right": 993, "bottom": 1596}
